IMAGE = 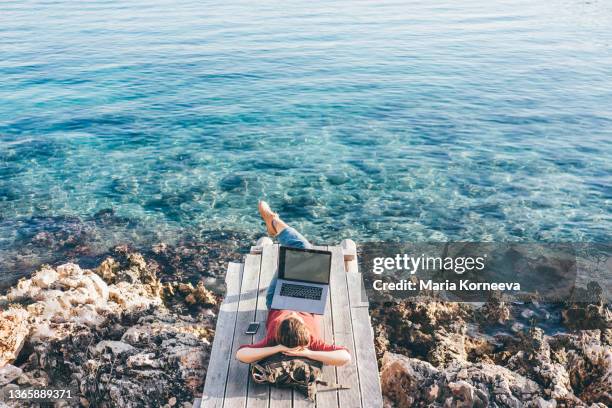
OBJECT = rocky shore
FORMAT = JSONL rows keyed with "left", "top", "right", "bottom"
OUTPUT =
{"left": 0, "top": 245, "right": 226, "bottom": 407}
{"left": 372, "top": 293, "right": 611, "bottom": 407}
{"left": 1, "top": 246, "right": 610, "bottom": 407}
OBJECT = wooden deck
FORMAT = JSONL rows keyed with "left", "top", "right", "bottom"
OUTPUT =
{"left": 195, "top": 238, "right": 382, "bottom": 408}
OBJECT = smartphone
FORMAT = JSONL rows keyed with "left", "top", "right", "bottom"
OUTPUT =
{"left": 245, "top": 322, "right": 260, "bottom": 335}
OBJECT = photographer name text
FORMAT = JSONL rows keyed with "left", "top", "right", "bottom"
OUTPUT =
{"left": 373, "top": 279, "right": 521, "bottom": 292}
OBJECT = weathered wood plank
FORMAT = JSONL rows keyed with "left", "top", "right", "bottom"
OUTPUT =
{"left": 329, "top": 246, "right": 362, "bottom": 408}
{"left": 293, "top": 390, "right": 314, "bottom": 407}
{"left": 269, "top": 386, "right": 292, "bottom": 408}
{"left": 224, "top": 254, "right": 263, "bottom": 408}
{"left": 342, "top": 240, "right": 368, "bottom": 308}
{"left": 292, "top": 244, "right": 327, "bottom": 408}
{"left": 350, "top": 306, "right": 383, "bottom": 408}
{"left": 346, "top": 273, "right": 369, "bottom": 308}
{"left": 245, "top": 243, "right": 276, "bottom": 408}
{"left": 312, "top": 245, "right": 339, "bottom": 408}
{"left": 202, "top": 262, "right": 244, "bottom": 408}
{"left": 261, "top": 245, "right": 293, "bottom": 408}
{"left": 344, "top": 243, "right": 382, "bottom": 407}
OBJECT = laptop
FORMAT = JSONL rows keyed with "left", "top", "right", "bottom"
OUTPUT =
{"left": 270, "top": 246, "right": 332, "bottom": 315}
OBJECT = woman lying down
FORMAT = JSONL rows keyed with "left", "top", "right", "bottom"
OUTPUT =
{"left": 235, "top": 201, "right": 351, "bottom": 367}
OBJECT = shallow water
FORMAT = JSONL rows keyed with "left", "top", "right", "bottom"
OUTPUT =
{"left": 1, "top": 0, "right": 611, "bottom": 279}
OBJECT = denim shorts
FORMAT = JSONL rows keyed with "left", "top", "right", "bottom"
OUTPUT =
{"left": 265, "top": 227, "right": 312, "bottom": 309}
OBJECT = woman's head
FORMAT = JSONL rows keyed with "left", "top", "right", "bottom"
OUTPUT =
{"left": 276, "top": 316, "right": 310, "bottom": 348}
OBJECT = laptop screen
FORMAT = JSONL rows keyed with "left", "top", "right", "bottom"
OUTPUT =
{"left": 280, "top": 247, "right": 331, "bottom": 284}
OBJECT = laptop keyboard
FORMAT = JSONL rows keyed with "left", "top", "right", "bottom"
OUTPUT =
{"left": 280, "top": 283, "right": 323, "bottom": 300}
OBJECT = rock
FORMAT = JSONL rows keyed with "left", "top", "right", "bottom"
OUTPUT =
{"left": 179, "top": 281, "right": 217, "bottom": 307}
{"left": 0, "top": 249, "right": 217, "bottom": 407}
{"left": 192, "top": 282, "right": 216, "bottom": 306}
{"left": 178, "top": 283, "right": 194, "bottom": 294}
{"left": 521, "top": 309, "right": 537, "bottom": 319}
{"left": 31, "top": 266, "right": 59, "bottom": 289}
{"left": 380, "top": 352, "right": 440, "bottom": 407}
{"left": 97, "top": 257, "right": 119, "bottom": 283}
{"left": 0, "top": 364, "right": 22, "bottom": 386}
{"left": 562, "top": 302, "right": 611, "bottom": 331}
{"left": 447, "top": 380, "right": 477, "bottom": 407}
{"left": 57, "top": 263, "right": 83, "bottom": 279}
{"left": 6, "top": 277, "right": 39, "bottom": 302}
{"left": 478, "top": 291, "right": 512, "bottom": 324}
{"left": 501, "top": 327, "right": 612, "bottom": 406}
{"left": 374, "top": 295, "right": 611, "bottom": 407}
{"left": 152, "top": 242, "right": 168, "bottom": 254}
{"left": 86, "top": 271, "right": 109, "bottom": 301}
{"left": 127, "top": 353, "right": 160, "bottom": 369}
{"left": 511, "top": 322, "right": 525, "bottom": 333}
{"left": 93, "top": 341, "right": 136, "bottom": 357}
{"left": 0, "top": 307, "right": 30, "bottom": 366}
{"left": 380, "top": 352, "right": 542, "bottom": 407}
{"left": 536, "top": 397, "right": 557, "bottom": 408}
{"left": 371, "top": 299, "right": 472, "bottom": 362}
{"left": 1, "top": 383, "right": 20, "bottom": 399}
{"left": 428, "top": 331, "right": 467, "bottom": 366}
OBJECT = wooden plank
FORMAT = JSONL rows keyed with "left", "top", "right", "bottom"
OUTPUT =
{"left": 261, "top": 245, "right": 293, "bottom": 408}
{"left": 344, "top": 248, "right": 382, "bottom": 406}
{"left": 224, "top": 254, "right": 263, "bottom": 408}
{"left": 343, "top": 240, "right": 368, "bottom": 307}
{"left": 245, "top": 244, "right": 277, "bottom": 408}
{"left": 312, "top": 245, "right": 339, "bottom": 408}
{"left": 328, "top": 246, "right": 362, "bottom": 408}
{"left": 292, "top": 390, "right": 315, "bottom": 408}
{"left": 269, "top": 386, "right": 292, "bottom": 408}
{"left": 293, "top": 245, "right": 327, "bottom": 408}
{"left": 202, "top": 262, "right": 244, "bottom": 408}
{"left": 346, "top": 273, "right": 369, "bottom": 308}
{"left": 350, "top": 306, "right": 383, "bottom": 408}
{"left": 317, "top": 298, "right": 339, "bottom": 408}
{"left": 345, "top": 245, "right": 382, "bottom": 407}
{"left": 293, "top": 390, "right": 314, "bottom": 407}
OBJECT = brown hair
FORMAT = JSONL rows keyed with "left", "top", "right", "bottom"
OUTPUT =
{"left": 276, "top": 317, "right": 310, "bottom": 348}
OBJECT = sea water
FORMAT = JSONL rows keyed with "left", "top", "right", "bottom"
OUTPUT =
{"left": 1, "top": 0, "right": 611, "bottom": 280}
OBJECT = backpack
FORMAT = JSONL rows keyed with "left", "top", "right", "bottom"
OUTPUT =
{"left": 250, "top": 353, "right": 348, "bottom": 401}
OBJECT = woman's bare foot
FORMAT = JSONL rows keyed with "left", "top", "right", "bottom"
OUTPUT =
{"left": 258, "top": 201, "right": 280, "bottom": 236}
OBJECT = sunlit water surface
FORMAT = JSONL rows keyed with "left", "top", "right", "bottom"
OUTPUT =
{"left": 1, "top": 0, "right": 611, "bottom": 280}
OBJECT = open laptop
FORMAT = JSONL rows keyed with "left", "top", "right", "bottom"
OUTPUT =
{"left": 270, "top": 246, "right": 331, "bottom": 315}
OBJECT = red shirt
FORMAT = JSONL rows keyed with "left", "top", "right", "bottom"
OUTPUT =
{"left": 239, "top": 310, "right": 347, "bottom": 352}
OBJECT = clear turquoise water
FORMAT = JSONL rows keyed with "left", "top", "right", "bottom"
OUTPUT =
{"left": 1, "top": 0, "right": 611, "bottom": 277}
